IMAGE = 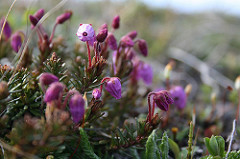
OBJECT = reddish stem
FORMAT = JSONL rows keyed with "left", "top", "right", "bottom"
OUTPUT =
{"left": 86, "top": 41, "right": 92, "bottom": 68}
{"left": 147, "top": 92, "right": 155, "bottom": 122}
{"left": 69, "top": 136, "right": 82, "bottom": 159}
{"left": 95, "top": 42, "right": 100, "bottom": 62}
{"left": 61, "top": 90, "right": 79, "bottom": 109}
{"left": 49, "top": 23, "right": 58, "bottom": 43}
{"left": 151, "top": 102, "right": 155, "bottom": 118}
{"left": 100, "top": 77, "right": 111, "bottom": 92}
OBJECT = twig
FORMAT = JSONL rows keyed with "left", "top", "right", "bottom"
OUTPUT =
{"left": 226, "top": 119, "right": 236, "bottom": 158}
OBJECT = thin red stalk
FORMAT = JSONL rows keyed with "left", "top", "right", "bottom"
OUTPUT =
{"left": 96, "top": 42, "right": 100, "bottom": 61}
{"left": 151, "top": 102, "right": 155, "bottom": 118}
{"left": 49, "top": 23, "right": 58, "bottom": 43}
{"left": 100, "top": 77, "right": 110, "bottom": 92}
{"left": 86, "top": 41, "right": 92, "bottom": 68}
{"left": 69, "top": 136, "right": 82, "bottom": 159}
{"left": 147, "top": 92, "right": 155, "bottom": 122}
{"left": 61, "top": 90, "right": 79, "bottom": 109}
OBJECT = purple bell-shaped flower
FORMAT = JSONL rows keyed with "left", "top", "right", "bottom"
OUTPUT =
{"left": 69, "top": 93, "right": 85, "bottom": 124}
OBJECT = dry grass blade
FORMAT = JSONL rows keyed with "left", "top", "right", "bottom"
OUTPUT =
{"left": 0, "top": 0, "right": 18, "bottom": 43}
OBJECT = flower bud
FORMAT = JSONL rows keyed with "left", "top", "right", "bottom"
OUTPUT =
{"left": 44, "top": 82, "right": 65, "bottom": 103}
{"left": 0, "top": 17, "right": 11, "bottom": 40}
{"left": 111, "top": 15, "right": 120, "bottom": 29}
{"left": 0, "top": 81, "right": 9, "bottom": 100}
{"left": 107, "top": 33, "right": 117, "bottom": 50}
{"left": 39, "top": 72, "right": 59, "bottom": 87}
{"left": 29, "top": 15, "right": 39, "bottom": 26}
{"left": 120, "top": 35, "right": 134, "bottom": 47}
{"left": 11, "top": 32, "right": 22, "bottom": 53}
{"left": 69, "top": 93, "right": 85, "bottom": 123}
{"left": 92, "top": 88, "right": 101, "bottom": 99}
{"left": 105, "top": 77, "right": 121, "bottom": 99}
{"left": 138, "top": 39, "right": 148, "bottom": 57}
{"left": 96, "top": 23, "right": 108, "bottom": 43}
{"left": 235, "top": 76, "right": 240, "bottom": 91}
{"left": 56, "top": 11, "right": 72, "bottom": 24}
{"left": 153, "top": 90, "right": 174, "bottom": 111}
{"left": 170, "top": 86, "right": 187, "bottom": 110}
{"left": 126, "top": 30, "right": 138, "bottom": 39}
{"left": 34, "top": 9, "right": 44, "bottom": 20}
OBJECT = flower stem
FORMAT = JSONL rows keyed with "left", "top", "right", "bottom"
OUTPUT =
{"left": 147, "top": 92, "right": 155, "bottom": 122}
{"left": 49, "top": 23, "right": 58, "bottom": 43}
{"left": 86, "top": 41, "right": 92, "bottom": 68}
{"left": 100, "top": 77, "right": 110, "bottom": 92}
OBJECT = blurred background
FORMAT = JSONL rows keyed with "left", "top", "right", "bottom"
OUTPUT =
{"left": 1, "top": 0, "right": 240, "bottom": 98}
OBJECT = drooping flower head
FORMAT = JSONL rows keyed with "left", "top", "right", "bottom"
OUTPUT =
{"left": 150, "top": 90, "right": 174, "bottom": 111}
{"left": 69, "top": 93, "right": 85, "bottom": 124}
{"left": 11, "top": 32, "right": 22, "bottom": 53}
{"left": 76, "top": 24, "right": 95, "bottom": 45}
{"left": 0, "top": 17, "right": 11, "bottom": 40}
{"left": 170, "top": 86, "right": 187, "bottom": 110}
{"left": 101, "top": 77, "right": 121, "bottom": 99}
{"left": 44, "top": 82, "right": 65, "bottom": 103}
{"left": 92, "top": 88, "right": 101, "bottom": 99}
{"left": 147, "top": 90, "right": 174, "bottom": 122}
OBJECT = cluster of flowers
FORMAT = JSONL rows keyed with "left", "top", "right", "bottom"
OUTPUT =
{"left": 76, "top": 16, "right": 153, "bottom": 85}
{"left": 40, "top": 72, "right": 122, "bottom": 124}
{"left": 37, "top": 14, "right": 189, "bottom": 126}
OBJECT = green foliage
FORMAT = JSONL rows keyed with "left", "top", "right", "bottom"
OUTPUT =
{"left": 159, "top": 131, "right": 169, "bottom": 159}
{"left": 145, "top": 130, "right": 161, "bottom": 159}
{"left": 227, "top": 150, "right": 240, "bottom": 159}
{"left": 204, "top": 135, "right": 225, "bottom": 158}
{"left": 0, "top": 66, "right": 42, "bottom": 137}
{"left": 79, "top": 128, "right": 100, "bottom": 159}
{"left": 168, "top": 138, "right": 180, "bottom": 159}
